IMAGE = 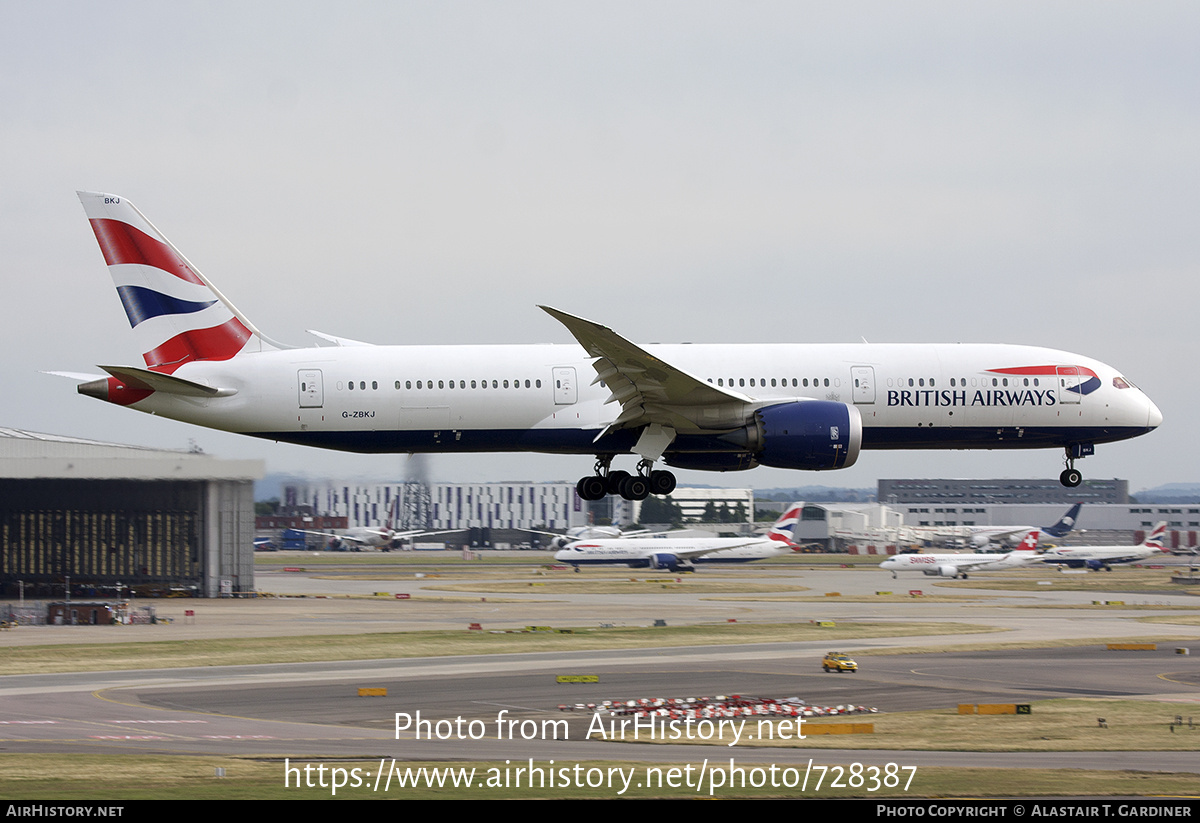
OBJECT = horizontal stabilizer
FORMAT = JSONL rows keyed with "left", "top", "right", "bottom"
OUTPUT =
{"left": 99, "top": 365, "right": 238, "bottom": 397}
{"left": 43, "top": 370, "right": 107, "bottom": 382}
{"left": 307, "top": 330, "right": 376, "bottom": 347}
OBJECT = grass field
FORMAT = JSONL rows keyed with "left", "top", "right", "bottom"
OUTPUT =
{"left": 620, "top": 699, "right": 1200, "bottom": 752}
{"left": 0, "top": 620, "right": 999, "bottom": 675}
{"left": 254, "top": 550, "right": 877, "bottom": 569}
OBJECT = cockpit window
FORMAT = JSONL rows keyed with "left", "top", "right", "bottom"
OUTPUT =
{"left": 1113, "top": 376, "right": 1132, "bottom": 390}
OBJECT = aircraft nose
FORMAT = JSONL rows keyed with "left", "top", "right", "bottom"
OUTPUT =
{"left": 1146, "top": 398, "right": 1163, "bottom": 430}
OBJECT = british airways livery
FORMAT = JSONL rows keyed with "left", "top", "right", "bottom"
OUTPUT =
{"left": 69, "top": 192, "right": 1162, "bottom": 500}
{"left": 555, "top": 503, "right": 807, "bottom": 571}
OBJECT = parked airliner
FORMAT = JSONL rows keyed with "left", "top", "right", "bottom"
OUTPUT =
{"left": 554, "top": 503, "right": 806, "bottom": 571}
{"left": 880, "top": 530, "right": 1043, "bottom": 579}
{"left": 292, "top": 496, "right": 432, "bottom": 551}
{"left": 69, "top": 193, "right": 1162, "bottom": 499}
{"left": 945, "top": 503, "right": 1082, "bottom": 549}
{"left": 1040, "top": 522, "right": 1169, "bottom": 571}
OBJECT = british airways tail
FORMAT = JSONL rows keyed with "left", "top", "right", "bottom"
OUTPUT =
{"left": 765, "top": 502, "right": 805, "bottom": 547}
{"left": 1144, "top": 522, "right": 1168, "bottom": 550}
{"left": 76, "top": 192, "right": 285, "bottom": 373}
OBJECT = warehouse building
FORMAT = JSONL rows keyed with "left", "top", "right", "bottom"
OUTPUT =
{"left": 0, "top": 428, "right": 263, "bottom": 598}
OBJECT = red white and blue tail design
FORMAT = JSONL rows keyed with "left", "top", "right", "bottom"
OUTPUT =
{"left": 766, "top": 502, "right": 804, "bottom": 546}
{"left": 77, "top": 192, "right": 279, "bottom": 373}
{"left": 1143, "top": 522, "right": 1167, "bottom": 550}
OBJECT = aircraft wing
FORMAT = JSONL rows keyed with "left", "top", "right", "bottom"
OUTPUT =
{"left": 944, "top": 554, "right": 1013, "bottom": 571}
{"left": 540, "top": 306, "right": 753, "bottom": 442}
{"left": 671, "top": 540, "right": 771, "bottom": 560}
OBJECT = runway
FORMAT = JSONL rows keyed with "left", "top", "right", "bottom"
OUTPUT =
{"left": 2, "top": 562, "right": 1198, "bottom": 774}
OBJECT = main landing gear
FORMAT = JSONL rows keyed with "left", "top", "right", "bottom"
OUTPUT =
{"left": 1059, "top": 443, "right": 1093, "bottom": 488}
{"left": 576, "top": 456, "right": 677, "bottom": 501}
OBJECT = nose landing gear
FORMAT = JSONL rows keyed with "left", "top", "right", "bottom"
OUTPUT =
{"left": 1059, "top": 443, "right": 1093, "bottom": 488}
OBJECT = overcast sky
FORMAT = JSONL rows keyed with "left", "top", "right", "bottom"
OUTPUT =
{"left": 2, "top": 2, "right": 1196, "bottom": 494}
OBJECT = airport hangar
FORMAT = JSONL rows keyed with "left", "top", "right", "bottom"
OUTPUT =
{"left": 0, "top": 428, "right": 262, "bottom": 598}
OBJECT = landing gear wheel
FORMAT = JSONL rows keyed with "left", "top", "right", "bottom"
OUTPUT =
{"left": 576, "top": 476, "right": 607, "bottom": 501}
{"left": 649, "top": 470, "right": 676, "bottom": 496}
{"left": 1060, "top": 468, "right": 1082, "bottom": 488}
{"left": 605, "top": 470, "right": 630, "bottom": 496}
{"left": 619, "top": 475, "right": 650, "bottom": 501}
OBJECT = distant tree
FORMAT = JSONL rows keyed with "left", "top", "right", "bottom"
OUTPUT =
{"left": 639, "top": 496, "right": 683, "bottom": 526}
{"left": 255, "top": 498, "right": 280, "bottom": 516}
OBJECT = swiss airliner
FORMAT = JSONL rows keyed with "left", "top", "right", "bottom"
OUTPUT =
{"left": 880, "top": 530, "right": 1043, "bottom": 579}
{"left": 68, "top": 192, "right": 1162, "bottom": 500}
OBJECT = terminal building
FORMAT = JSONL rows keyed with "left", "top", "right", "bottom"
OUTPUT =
{"left": 283, "top": 480, "right": 589, "bottom": 532}
{"left": 281, "top": 480, "right": 757, "bottom": 532}
{"left": 878, "top": 478, "right": 1129, "bottom": 506}
{"left": 0, "top": 428, "right": 262, "bottom": 598}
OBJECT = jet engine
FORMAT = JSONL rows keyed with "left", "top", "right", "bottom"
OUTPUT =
{"left": 923, "top": 564, "right": 962, "bottom": 578}
{"left": 716, "top": 401, "right": 862, "bottom": 471}
{"left": 649, "top": 553, "right": 692, "bottom": 572}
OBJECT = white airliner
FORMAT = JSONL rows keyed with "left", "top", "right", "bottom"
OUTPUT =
{"left": 947, "top": 502, "right": 1083, "bottom": 549}
{"left": 68, "top": 192, "right": 1162, "bottom": 499}
{"left": 879, "top": 530, "right": 1043, "bottom": 579}
{"left": 292, "top": 496, "right": 429, "bottom": 550}
{"left": 1040, "top": 522, "right": 1168, "bottom": 571}
{"left": 554, "top": 503, "right": 806, "bottom": 571}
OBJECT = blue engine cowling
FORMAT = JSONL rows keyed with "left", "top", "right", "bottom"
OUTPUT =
{"left": 662, "top": 401, "right": 862, "bottom": 472}
{"left": 651, "top": 553, "right": 687, "bottom": 571}
{"left": 751, "top": 401, "right": 862, "bottom": 470}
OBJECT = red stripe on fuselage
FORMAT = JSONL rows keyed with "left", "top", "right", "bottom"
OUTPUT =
{"left": 988, "top": 365, "right": 1098, "bottom": 379}
{"left": 88, "top": 218, "right": 205, "bottom": 284}
{"left": 143, "top": 316, "right": 253, "bottom": 371}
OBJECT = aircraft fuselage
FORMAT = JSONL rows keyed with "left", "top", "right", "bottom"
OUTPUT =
{"left": 97, "top": 341, "right": 1160, "bottom": 463}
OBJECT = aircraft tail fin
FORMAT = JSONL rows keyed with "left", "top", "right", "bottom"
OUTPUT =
{"left": 1014, "top": 530, "right": 1040, "bottom": 551}
{"left": 1042, "top": 503, "right": 1082, "bottom": 539}
{"left": 1144, "top": 522, "right": 1168, "bottom": 551}
{"left": 77, "top": 192, "right": 287, "bottom": 373}
{"left": 766, "top": 502, "right": 804, "bottom": 546}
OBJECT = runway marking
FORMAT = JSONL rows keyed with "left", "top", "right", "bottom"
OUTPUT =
{"left": 472, "top": 701, "right": 541, "bottom": 711}
{"left": 91, "top": 686, "right": 384, "bottom": 732}
{"left": 1155, "top": 671, "right": 1200, "bottom": 687}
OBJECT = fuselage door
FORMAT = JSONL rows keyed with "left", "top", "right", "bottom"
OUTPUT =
{"left": 554, "top": 367, "right": 577, "bottom": 405}
{"left": 1056, "top": 366, "right": 1081, "bottom": 405}
{"left": 851, "top": 366, "right": 876, "bottom": 404}
{"left": 298, "top": 369, "right": 324, "bottom": 408}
